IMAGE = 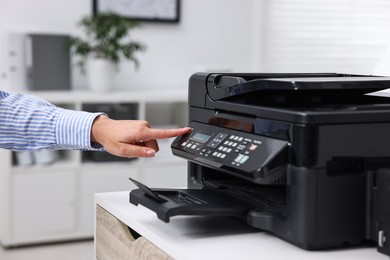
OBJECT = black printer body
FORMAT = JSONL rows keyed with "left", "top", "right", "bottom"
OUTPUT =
{"left": 130, "top": 73, "right": 390, "bottom": 256}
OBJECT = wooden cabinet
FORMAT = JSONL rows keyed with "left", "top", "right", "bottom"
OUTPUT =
{"left": 95, "top": 205, "right": 173, "bottom": 260}
{"left": 0, "top": 90, "right": 188, "bottom": 246}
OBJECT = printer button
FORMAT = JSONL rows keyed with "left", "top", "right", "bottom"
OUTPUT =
{"left": 239, "top": 155, "right": 249, "bottom": 164}
{"left": 182, "top": 142, "right": 187, "bottom": 147}
{"left": 237, "top": 144, "right": 246, "bottom": 150}
{"left": 207, "top": 142, "right": 219, "bottom": 148}
{"left": 234, "top": 154, "right": 244, "bottom": 163}
{"left": 218, "top": 133, "right": 228, "bottom": 140}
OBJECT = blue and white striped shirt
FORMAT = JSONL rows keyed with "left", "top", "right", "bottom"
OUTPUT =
{"left": 0, "top": 90, "right": 104, "bottom": 151}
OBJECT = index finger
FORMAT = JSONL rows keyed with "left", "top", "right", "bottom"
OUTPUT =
{"left": 142, "top": 127, "right": 192, "bottom": 140}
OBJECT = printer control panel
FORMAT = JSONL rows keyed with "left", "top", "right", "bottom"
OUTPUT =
{"left": 180, "top": 131, "right": 258, "bottom": 167}
{"left": 171, "top": 121, "right": 288, "bottom": 177}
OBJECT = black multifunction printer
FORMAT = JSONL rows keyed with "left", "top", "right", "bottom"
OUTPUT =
{"left": 130, "top": 73, "right": 390, "bottom": 257}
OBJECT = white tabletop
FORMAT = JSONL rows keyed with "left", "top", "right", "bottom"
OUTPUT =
{"left": 94, "top": 191, "right": 388, "bottom": 260}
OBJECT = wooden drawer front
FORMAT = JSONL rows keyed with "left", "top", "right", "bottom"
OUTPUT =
{"left": 96, "top": 205, "right": 173, "bottom": 260}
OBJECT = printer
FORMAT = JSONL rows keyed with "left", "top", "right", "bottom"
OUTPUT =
{"left": 130, "top": 73, "right": 390, "bottom": 257}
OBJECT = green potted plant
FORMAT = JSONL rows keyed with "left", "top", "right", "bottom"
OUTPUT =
{"left": 70, "top": 12, "right": 146, "bottom": 91}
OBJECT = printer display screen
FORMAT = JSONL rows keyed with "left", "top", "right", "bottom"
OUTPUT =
{"left": 190, "top": 132, "right": 212, "bottom": 143}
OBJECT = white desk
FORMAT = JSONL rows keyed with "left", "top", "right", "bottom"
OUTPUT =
{"left": 94, "top": 191, "right": 388, "bottom": 260}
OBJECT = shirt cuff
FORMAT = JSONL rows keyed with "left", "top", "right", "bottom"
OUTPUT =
{"left": 55, "top": 109, "right": 105, "bottom": 150}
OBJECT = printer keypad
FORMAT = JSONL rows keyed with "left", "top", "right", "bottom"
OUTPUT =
{"left": 182, "top": 141, "right": 202, "bottom": 151}
{"left": 199, "top": 149, "right": 212, "bottom": 157}
{"left": 207, "top": 133, "right": 228, "bottom": 148}
{"left": 196, "top": 133, "right": 263, "bottom": 166}
{"left": 182, "top": 129, "right": 263, "bottom": 167}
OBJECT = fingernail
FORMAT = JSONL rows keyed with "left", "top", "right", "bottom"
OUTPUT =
{"left": 146, "top": 149, "right": 155, "bottom": 157}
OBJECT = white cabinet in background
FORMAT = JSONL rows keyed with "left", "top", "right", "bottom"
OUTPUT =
{"left": 78, "top": 164, "right": 140, "bottom": 232}
{"left": 12, "top": 169, "right": 76, "bottom": 236}
{"left": 141, "top": 162, "right": 188, "bottom": 188}
{"left": 0, "top": 90, "right": 188, "bottom": 246}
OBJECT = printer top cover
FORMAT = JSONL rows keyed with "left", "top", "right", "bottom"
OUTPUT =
{"left": 189, "top": 72, "right": 390, "bottom": 124}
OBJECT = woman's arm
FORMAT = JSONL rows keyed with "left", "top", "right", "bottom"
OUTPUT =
{"left": 0, "top": 90, "right": 191, "bottom": 157}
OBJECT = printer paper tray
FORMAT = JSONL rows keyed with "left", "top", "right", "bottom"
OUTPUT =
{"left": 129, "top": 187, "right": 261, "bottom": 222}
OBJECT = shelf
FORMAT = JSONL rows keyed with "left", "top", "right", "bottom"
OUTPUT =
{"left": 12, "top": 150, "right": 78, "bottom": 169}
{"left": 12, "top": 160, "right": 77, "bottom": 174}
{"left": 81, "top": 159, "right": 140, "bottom": 169}
{"left": 81, "top": 103, "right": 138, "bottom": 120}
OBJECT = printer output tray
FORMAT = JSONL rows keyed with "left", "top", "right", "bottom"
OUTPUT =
{"left": 129, "top": 178, "right": 275, "bottom": 222}
{"left": 130, "top": 180, "right": 284, "bottom": 222}
{"left": 129, "top": 188, "right": 260, "bottom": 222}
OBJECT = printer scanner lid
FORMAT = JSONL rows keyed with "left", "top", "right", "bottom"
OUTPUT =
{"left": 189, "top": 73, "right": 390, "bottom": 124}
{"left": 205, "top": 73, "right": 390, "bottom": 101}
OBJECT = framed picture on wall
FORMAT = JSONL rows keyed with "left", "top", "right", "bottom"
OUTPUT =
{"left": 93, "top": 0, "right": 180, "bottom": 23}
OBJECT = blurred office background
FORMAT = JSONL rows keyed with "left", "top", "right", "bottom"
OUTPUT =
{"left": 2, "top": 0, "right": 390, "bottom": 92}
{"left": 1, "top": 0, "right": 390, "bottom": 259}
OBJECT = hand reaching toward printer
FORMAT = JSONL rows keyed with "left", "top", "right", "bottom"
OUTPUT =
{"left": 91, "top": 115, "right": 192, "bottom": 158}
{"left": 0, "top": 90, "right": 191, "bottom": 156}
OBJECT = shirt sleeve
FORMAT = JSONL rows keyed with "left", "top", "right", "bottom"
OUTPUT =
{"left": 0, "top": 90, "right": 105, "bottom": 151}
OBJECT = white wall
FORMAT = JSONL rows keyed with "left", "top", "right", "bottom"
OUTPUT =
{"left": 254, "top": 0, "right": 390, "bottom": 75}
{"left": 0, "top": 0, "right": 257, "bottom": 90}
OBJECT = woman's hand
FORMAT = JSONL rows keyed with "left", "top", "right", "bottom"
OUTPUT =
{"left": 91, "top": 115, "right": 191, "bottom": 158}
